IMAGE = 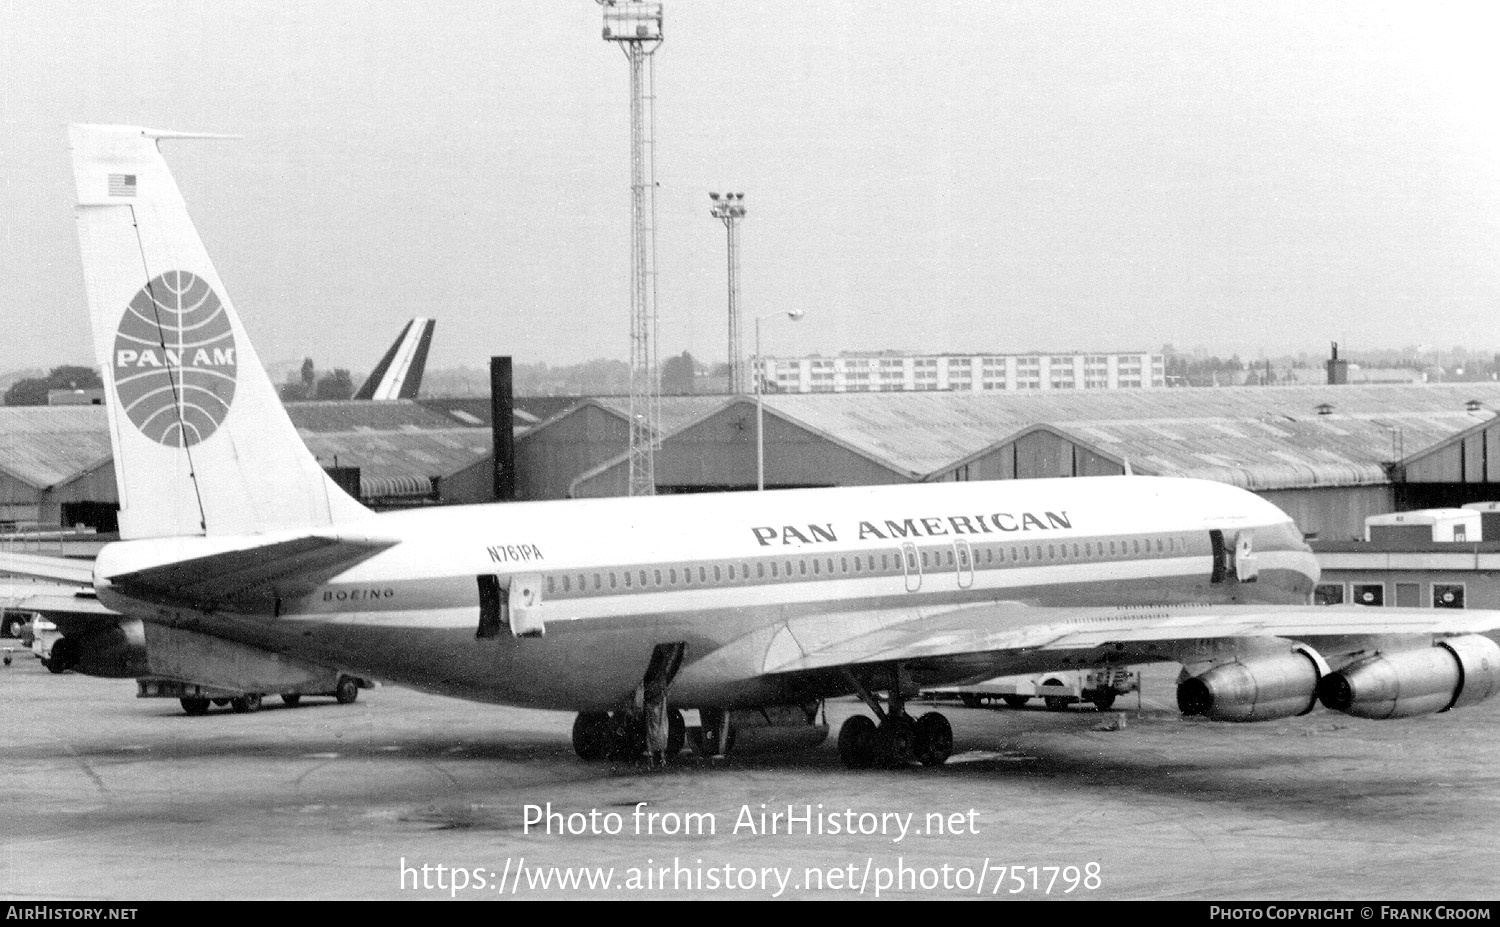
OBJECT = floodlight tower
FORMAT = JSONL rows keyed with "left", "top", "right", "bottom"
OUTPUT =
{"left": 709, "top": 192, "right": 747, "bottom": 393}
{"left": 599, "top": 0, "right": 664, "bottom": 496}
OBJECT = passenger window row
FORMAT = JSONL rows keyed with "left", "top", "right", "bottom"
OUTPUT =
{"left": 541, "top": 534, "right": 1193, "bottom": 598}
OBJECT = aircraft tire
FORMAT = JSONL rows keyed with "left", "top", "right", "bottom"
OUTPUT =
{"left": 231, "top": 693, "right": 262, "bottom": 714}
{"left": 874, "top": 715, "right": 916, "bottom": 769}
{"left": 181, "top": 697, "right": 210, "bottom": 716}
{"left": 281, "top": 694, "right": 302, "bottom": 708}
{"left": 1002, "top": 695, "right": 1029, "bottom": 709}
{"left": 838, "top": 715, "right": 877, "bottom": 770}
{"left": 913, "top": 712, "right": 953, "bottom": 767}
{"left": 572, "top": 711, "right": 613, "bottom": 760}
{"left": 335, "top": 677, "right": 359, "bottom": 705}
{"left": 959, "top": 693, "right": 982, "bottom": 709}
{"left": 606, "top": 712, "right": 647, "bottom": 761}
{"left": 1092, "top": 690, "right": 1117, "bottom": 711}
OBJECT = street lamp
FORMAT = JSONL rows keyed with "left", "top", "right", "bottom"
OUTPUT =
{"left": 754, "top": 309, "right": 805, "bottom": 491}
{"left": 709, "top": 192, "right": 747, "bottom": 393}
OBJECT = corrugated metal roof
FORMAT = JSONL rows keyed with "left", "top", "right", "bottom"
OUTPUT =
{"left": 591, "top": 396, "right": 734, "bottom": 437}
{"left": 0, "top": 407, "right": 113, "bottom": 489}
{"left": 284, "top": 399, "right": 464, "bottom": 433}
{"left": 0, "top": 406, "right": 493, "bottom": 499}
{"left": 763, "top": 384, "right": 1500, "bottom": 488}
{"left": 7, "top": 383, "right": 1500, "bottom": 497}
{"left": 300, "top": 428, "right": 494, "bottom": 499}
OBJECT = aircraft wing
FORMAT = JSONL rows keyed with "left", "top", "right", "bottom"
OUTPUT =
{"left": 103, "top": 534, "right": 399, "bottom": 610}
{"left": 18, "top": 591, "right": 121, "bottom": 637}
{"left": 759, "top": 602, "right": 1500, "bottom": 676}
{"left": 0, "top": 550, "right": 95, "bottom": 586}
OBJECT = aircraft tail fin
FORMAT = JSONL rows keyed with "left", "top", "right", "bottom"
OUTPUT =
{"left": 353, "top": 318, "right": 435, "bottom": 400}
{"left": 69, "top": 124, "right": 372, "bottom": 540}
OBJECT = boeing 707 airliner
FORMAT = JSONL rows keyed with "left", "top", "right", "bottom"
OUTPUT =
{"left": 18, "top": 124, "right": 1500, "bottom": 770}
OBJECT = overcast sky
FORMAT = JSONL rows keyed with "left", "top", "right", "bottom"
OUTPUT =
{"left": 3, "top": 2, "right": 1499, "bottom": 375}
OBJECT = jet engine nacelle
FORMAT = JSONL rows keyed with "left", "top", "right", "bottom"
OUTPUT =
{"left": 46, "top": 619, "right": 149, "bottom": 678}
{"left": 1318, "top": 635, "right": 1500, "bottom": 720}
{"left": 1177, "top": 648, "right": 1323, "bottom": 722}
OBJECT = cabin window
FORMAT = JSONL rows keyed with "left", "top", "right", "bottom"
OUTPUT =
{"left": 623, "top": 572, "right": 632, "bottom": 588}
{"left": 700, "top": 567, "right": 708, "bottom": 582}
{"left": 881, "top": 554, "right": 890, "bottom": 571}
{"left": 637, "top": 570, "right": 646, "bottom": 586}
{"left": 727, "top": 565, "right": 736, "bottom": 580}
{"left": 799, "top": 560, "right": 807, "bottom": 576}
{"left": 669, "top": 568, "right": 677, "bottom": 584}
{"left": 757, "top": 563, "right": 765, "bottom": 579}
{"left": 546, "top": 576, "right": 555, "bottom": 594}
{"left": 852, "top": 557, "right": 860, "bottom": 573}
{"left": 654, "top": 569, "right": 662, "bottom": 586}
{"left": 714, "top": 565, "right": 722, "bottom": 582}
{"left": 813, "top": 559, "right": 821, "bottom": 575}
{"left": 945, "top": 550, "right": 954, "bottom": 566}
{"left": 920, "top": 551, "right": 929, "bottom": 568}
{"left": 1108, "top": 541, "right": 1116, "bottom": 555}
{"left": 770, "top": 562, "right": 779, "bottom": 577}
{"left": 609, "top": 572, "right": 617, "bottom": 589}
{"left": 827, "top": 558, "right": 834, "bottom": 573}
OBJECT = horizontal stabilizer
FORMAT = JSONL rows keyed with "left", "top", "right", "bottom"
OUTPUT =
{"left": 105, "top": 534, "right": 398, "bottom": 611}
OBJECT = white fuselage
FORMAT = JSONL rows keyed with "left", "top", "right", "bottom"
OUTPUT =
{"left": 95, "top": 475, "right": 1318, "bottom": 710}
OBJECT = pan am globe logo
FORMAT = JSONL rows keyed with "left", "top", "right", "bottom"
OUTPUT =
{"left": 113, "top": 270, "right": 237, "bottom": 448}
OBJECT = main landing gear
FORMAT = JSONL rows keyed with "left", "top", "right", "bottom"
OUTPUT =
{"left": 572, "top": 642, "right": 688, "bottom": 765}
{"left": 837, "top": 667, "right": 953, "bottom": 770}
{"left": 572, "top": 709, "right": 685, "bottom": 762}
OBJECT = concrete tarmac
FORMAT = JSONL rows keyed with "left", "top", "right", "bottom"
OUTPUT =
{"left": 2, "top": 652, "right": 1499, "bottom": 900}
